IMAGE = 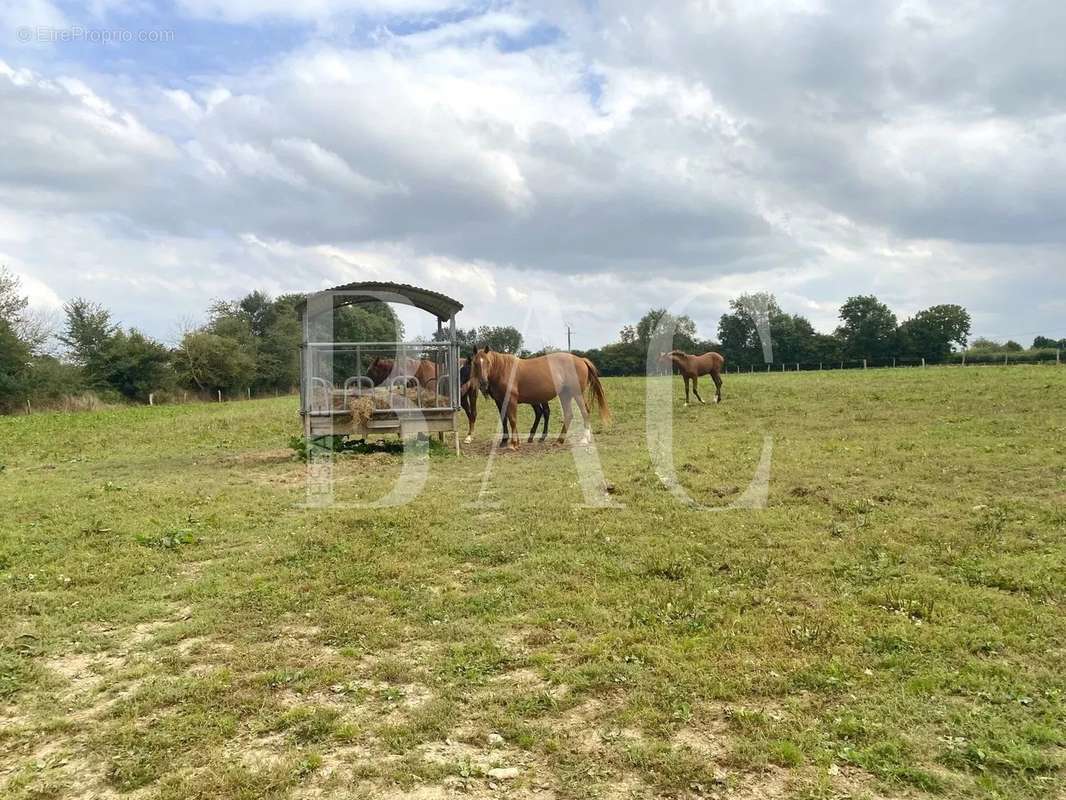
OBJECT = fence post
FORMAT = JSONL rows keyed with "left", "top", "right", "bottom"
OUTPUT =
{"left": 796, "top": 363, "right": 799, "bottom": 371}
{"left": 218, "top": 389, "right": 222, "bottom": 403}
{"left": 962, "top": 352, "right": 966, "bottom": 366}
{"left": 25, "top": 399, "right": 31, "bottom": 415}
{"left": 247, "top": 387, "right": 251, "bottom": 400}
{"left": 863, "top": 358, "right": 867, "bottom": 370}
{"left": 921, "top": 357, "right": 926, "bottom": 368}
{"left": 892, "top": 357, "right": 896, "bottom": 368}
{"left": 149, "top": 393, "right": 154, "bottom": 406}
{"left": 1004, "top": 353, "right": 1008, "bottom": 366}
{"left": 183, "top": 391, "right": 188, "bottom": 403}
{"left": 819, "top": 362, "right": 822, "bottom": 371}
{"left": 1058, "top": 348, "right": 1062, "bottom": 365}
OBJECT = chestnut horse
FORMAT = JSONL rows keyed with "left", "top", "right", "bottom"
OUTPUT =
{"left": 470, "top": 349, "right": 610, "bottom": 449}
{"left": 457, "top": 357, "right": 550, "bottom": 445}
{"left": 367, "top": 356, "right": 438, "bottom": 389}
{"left": 659, "top": 350, "right": 724, "bottom": 405}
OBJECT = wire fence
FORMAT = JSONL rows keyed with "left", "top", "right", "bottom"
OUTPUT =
{"left": 724, "top": 349, "right": 1063, "bottom": 373}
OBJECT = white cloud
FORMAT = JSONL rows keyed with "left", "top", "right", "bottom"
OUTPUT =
{"left": 0, "top": 1, "right": 1064, "bottom": 347}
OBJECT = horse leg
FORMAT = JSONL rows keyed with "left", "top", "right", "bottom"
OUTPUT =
{"left": 496, "top": 395, "right": 509, "bottom": 445}
{"left": 711, "top": 369, "right": 722, "bottom": 403}
{"left": 557, "top": 394, "right": 573, "bottom": 444}
{"left": 462, "top": 390, "right": 476, "bottom": 443}
{"left": 528, "top": 403, "right": 542, "bottom": 443}
{"left": 507, "top": 398, "right": 520, "bottom": 450}
{"left": 575, "top": 392, "right": 593, "bottom": 445}
{"left": 691, "top": 374, "right": 705, "bottom": 404}
{"left": 683, "top": 376, "right": 690, "bottom": 406}
{"left": 539, "top": 403, "right": 550, "bottom": 441}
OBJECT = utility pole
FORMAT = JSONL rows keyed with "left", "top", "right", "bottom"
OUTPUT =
{"left": 565, "top": 323, "right": 573, "bottom": 352}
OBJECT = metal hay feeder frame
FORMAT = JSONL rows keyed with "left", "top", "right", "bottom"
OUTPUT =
{"left": 297, "top": 281, "right": 464, "bottom": 452}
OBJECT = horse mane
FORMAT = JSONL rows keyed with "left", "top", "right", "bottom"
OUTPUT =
{"left": 487, "top": 350, "right": 517, "bottom": 384}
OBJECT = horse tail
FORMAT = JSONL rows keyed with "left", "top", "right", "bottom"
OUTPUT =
{"left": 583, "top": 358, "right": 612, "bottom": 424}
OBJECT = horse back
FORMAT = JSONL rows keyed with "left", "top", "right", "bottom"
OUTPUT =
{"left": 688, "top": 352, "right": 723, "bottom": 375}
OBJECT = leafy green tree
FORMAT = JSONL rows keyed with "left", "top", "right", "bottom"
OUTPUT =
{"left": 718, "top": 293, "right": 782, "bottom": 365}
{"left": 898, "top": 304, "right": 971, "bottom": 362}
{"left": 636, "top": 308, "right": 698, "bottom": 351}
{"left": 176, "top": 330, "right": 257, "bottom": 394}
{"left": 836, "top": 295, "right": 898, "bottom": 361}
{"left": 0, "top": 316, "right": 31, "bottom": 411}
{"left": 1, "top": 267, "right": 51, "bottom": 354}
{"left": 475, "top": 325, "right": 523, "bottom": 353}
{"left": 94, "top": 330, "right": 175, "bottom": 401}
{"left": 1032, "top": 336, "right": 1066, "bottom": 349}
{"left": 577, "top": 342, "right": 644, "bottom": 376}
{"left": 967, "top": 337, "right": 1002, "bottom": 352}
{"left": 59, "top": 299, "right": 118, "bottom": 367}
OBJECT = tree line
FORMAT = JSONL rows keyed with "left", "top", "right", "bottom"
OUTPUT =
{"left": 0, "top": 266, "right": 1061, "bottom": 413}
{"left": 579, "top": 293, "right": 1058, "bottom": 376}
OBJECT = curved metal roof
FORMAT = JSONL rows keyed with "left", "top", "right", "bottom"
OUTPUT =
{"left": 299, "top": 281, "right": 463, "bottom": 320}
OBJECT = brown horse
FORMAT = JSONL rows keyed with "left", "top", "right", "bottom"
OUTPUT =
{"left": 469, "top": 349, "right": 610, "bottom": 449}
{"left": 367, "top": 356, "right": 438, "bottom": 389}
{"left": 457, "top": 357, "right": 550, "bottom": 444}
{"left": 659, "top": 350, "right": 724, "bottom": 405}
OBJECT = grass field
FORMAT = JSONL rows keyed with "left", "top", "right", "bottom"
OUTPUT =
{"left": 1, "top": 367, "right": 1064, "bottom": 800}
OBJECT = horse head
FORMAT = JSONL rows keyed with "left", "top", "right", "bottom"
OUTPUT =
{"left": 469, "top": 347, "right": 495, "bottom": 394}
{"left": 366, "top": 357, "right": 393, "bottom": 386}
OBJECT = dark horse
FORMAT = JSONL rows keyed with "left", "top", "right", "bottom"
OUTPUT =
{"left": 366, "top": 356, "right": 438, "bottom": 389}
{"left": 460, "top": 357, "right": 550, "bottom": 444}
{"left": 659, "top": 350, "right": 724, "bottom": 405}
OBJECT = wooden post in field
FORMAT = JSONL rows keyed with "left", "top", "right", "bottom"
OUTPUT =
{"left": 767, "top": 364, "right": 771, "bottom": 373}
{"left": 149, "top": 393, "right": 154, "bottom": 406}
{"left": 217, "top": 389, "right": 222, "bottom": 403}
{"left": 183, "top": 391, "right": 188, "bottom": 403}
{"left": 840, "top": 361, "right": 844, "bottom": 370}
{"left": 962, "top": 352, "right": 966, "bottom": 366}
{"left": 892, "top": 357, "right": 896, "bottom": 367}
{"left": 1004, "top": 353, "right": 1008, "bottom": 366}
{"left": 796, "top": 363, "right": 799, "bottom": 371}
{"left": 863, "top": 358, "right": 868, "bottom": 370}
{"left": 922, "top": 357, "right": 926, "bottom": 368}
{"left": 25, "top": 399, "right": 31, "bottom": 415}
{"left": 247, "top": 387, "right": 251, "bottom": 400}
{"left": 782, "top": 363, "right": 785, "bottom": 372}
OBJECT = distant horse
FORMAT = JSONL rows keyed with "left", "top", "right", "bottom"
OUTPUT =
{"left": 659, "top": 350, "right": 724, "bottom": 405}
{"left": 460, "top": 357, "right": 551, "bottom": 445}
{"left": 367, "top": 356, "right": 438, "bottom": 389}
{"left": 470, "top": 349, "right": 610, "bottom": 450}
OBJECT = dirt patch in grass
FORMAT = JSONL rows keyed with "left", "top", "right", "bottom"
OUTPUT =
{"left": 44, "top": 651, "right": 126, "bottom": 699}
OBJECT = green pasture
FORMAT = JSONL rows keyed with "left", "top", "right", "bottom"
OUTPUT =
{"left": 1, "top": 366, "right": 1063, "bottom": 799}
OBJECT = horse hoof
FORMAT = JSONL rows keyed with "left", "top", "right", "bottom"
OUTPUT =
{"left": 463, "top": 435, "right": 472, "bottom": 444}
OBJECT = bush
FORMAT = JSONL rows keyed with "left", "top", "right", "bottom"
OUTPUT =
{"left": 948, "top": 348, "right": 1059, "bottom": 365}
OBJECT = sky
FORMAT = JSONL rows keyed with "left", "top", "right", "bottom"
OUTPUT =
{"left": 1, "top": 0, "right": 1064, "bottom": 350}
